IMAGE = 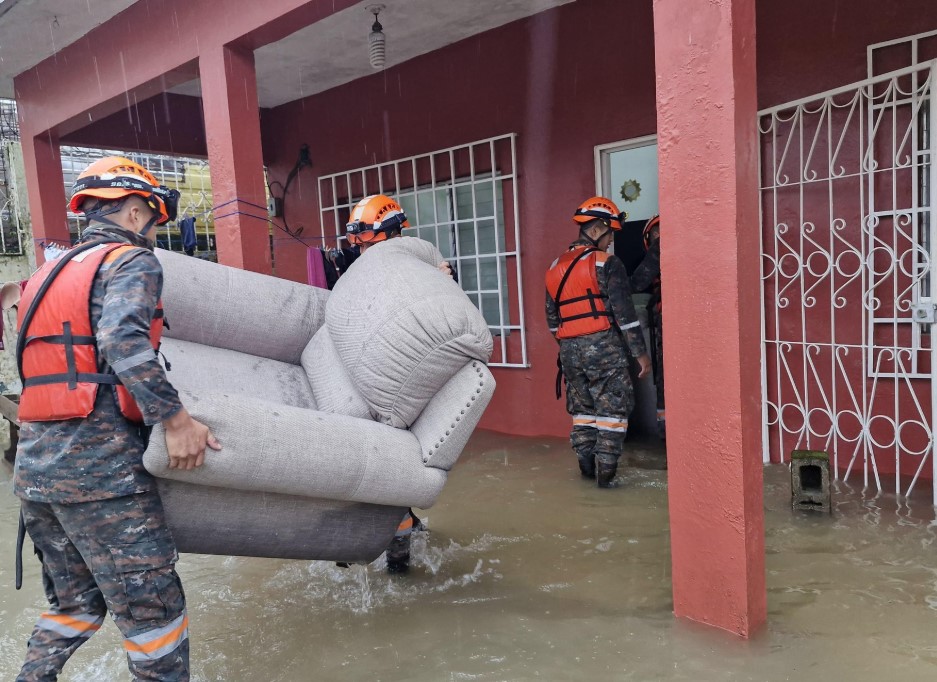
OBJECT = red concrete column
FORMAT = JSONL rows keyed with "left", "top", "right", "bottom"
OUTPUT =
{"left": 20, "top": 130, "right": 69, "bottom": 263}
{"left": 653, "top": 0, "right": 766, "bottom": 637}
{"left": 200, "top": 44, "right": 272, "bottom": 273}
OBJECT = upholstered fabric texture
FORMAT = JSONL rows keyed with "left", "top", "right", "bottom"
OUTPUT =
{"left": 163, "top": 337, "right": 316, "bottom": 410}
{"left": 157, "top": 249, "right": 329, "bottom": 365}
{"left": 157, "top": 479, "right": 405, "bottom": 562}
{"left": 144, "top": 243, "right": 496, "bottom": 560}
{"left": 411, "top": 361, "right": 497, "bottom": 471}
{"left": 302, "top": 328, "right": 370, "bottom": 418}
{"left": 144, "top": 390, "right": 448, "bottom": 509}
{"left": 325, "top": 237, "right": 494, "bottom": 428}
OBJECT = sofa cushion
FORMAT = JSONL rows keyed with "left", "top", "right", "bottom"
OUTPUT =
{"left": 325, "top": 237, "right": 493, "bottom": 428}
{"left": 163, "top": 337, "right": 315, "bottom": 410}
{"left": 157, "top": 249, "right": 328, "bottom": 365}
{"left": 302, "top": 328, "right": 370, "bottom": 418}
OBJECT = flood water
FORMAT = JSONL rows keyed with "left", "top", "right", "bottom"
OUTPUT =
{"left": 2, "top": 431, "right": 937, "bottom": 680}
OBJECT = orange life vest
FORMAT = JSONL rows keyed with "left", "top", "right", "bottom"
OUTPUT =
{"left": 16, "top": 241, "right": 164, "bottom": 423}
{"left": 545, "top": 245, "right": 613, "bottom": 339}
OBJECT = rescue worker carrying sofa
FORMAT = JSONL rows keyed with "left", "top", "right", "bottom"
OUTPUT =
{"left": 545, "top": 196, "right": 651, "bottom": 488}
{"left": 12, "top": 157, "right": 218, "bottom": 681}
{"left": 346, "top": 193, "right": 453, "bottom": 573}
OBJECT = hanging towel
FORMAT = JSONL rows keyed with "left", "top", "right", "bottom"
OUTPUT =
{"left": 179, "top": 217, "right": 197, "bottom": 256}
{"left": 306, "top": 247, "right": 328, "bottom": 289}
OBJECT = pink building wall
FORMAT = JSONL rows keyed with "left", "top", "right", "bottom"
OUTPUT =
{"left": 259, "top": 0, "right": 937, "bottom": 440}
{"left": 260, "top": 0, "right": 658, "bottom": 438}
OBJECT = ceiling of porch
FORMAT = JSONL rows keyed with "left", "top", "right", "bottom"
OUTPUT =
{"left": 169, "top": 0, "right": 576, "bottom": 108}
{"left": 0, "top": 0, "right": 138, "bottom": 98}
{"left": 0, "top": 0, "right": 575, "bottom": 107}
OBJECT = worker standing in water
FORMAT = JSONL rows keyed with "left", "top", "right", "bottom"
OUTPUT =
{"left": 630, "top": 215, "right": 665, "bottom": 442}
{"left": 545, "top": 197, "right": 651, "bottom": 488}
{"left": 345, "top": 193, "right": 451, "bottom": 573}
{"left": 12, "top": 157, "right": 220, "bottom": 681}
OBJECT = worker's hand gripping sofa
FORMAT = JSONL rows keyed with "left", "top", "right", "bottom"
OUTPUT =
{"left": 142, "top": 237, "right": 495, "bottom": 563}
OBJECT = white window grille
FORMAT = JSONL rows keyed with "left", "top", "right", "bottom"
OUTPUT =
{"left": 318, "top": 133, "right": 528, "bottom": 368}
{"left": 869, "top": 29, "right": 937, "bottom": 78}
{"left": 61, "top": 147, "right": 218, "bottom": 260}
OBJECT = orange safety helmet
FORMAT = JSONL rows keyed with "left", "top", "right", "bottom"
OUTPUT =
{"left": 346, "top": 194, "right": 410, "bottom": 246}
{"left": 573, "top": 196, "right": 626, "bottom": 231}
{"left": 68, "top": 156, "right": 178, "bottom": 226}
{"left": 643, "top": 215, "right": 660, "bottom": 251}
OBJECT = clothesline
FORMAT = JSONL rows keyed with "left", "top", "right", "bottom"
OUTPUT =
{"left": 34, "top": 197, "right": 323, "bottom": 251}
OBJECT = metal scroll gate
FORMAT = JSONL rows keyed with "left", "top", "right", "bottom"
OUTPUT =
{"left": 759, "top": 61, "right": 937, "bottom": 504}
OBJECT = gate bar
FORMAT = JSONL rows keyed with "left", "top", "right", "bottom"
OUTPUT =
{"left": 930, "top": 61, "right": 937, "bottom": 507}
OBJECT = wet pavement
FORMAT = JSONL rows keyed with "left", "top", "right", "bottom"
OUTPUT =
{"left": 2, "top": 430, "right": 937, "bottom": 681}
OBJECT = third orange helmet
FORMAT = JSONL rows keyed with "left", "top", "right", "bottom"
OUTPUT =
{"left": 573, "top": 196, "right": 626, "bottom": 230}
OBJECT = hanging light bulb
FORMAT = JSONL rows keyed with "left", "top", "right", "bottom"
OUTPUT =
{"left": 367, "top": 4, "right": 386, "bottom": 69}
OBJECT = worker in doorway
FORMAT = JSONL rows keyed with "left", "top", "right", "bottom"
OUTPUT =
{"left": 346, "top": 193, "right": 451, "bottom": 573}
{"left": 630, "top": 215, "right": 665, "bottom": 441}
{"left": 12, "top": 156, "right": 220, "bottom": 681}
{"left": 545, "top": 196, "right": 651, "bottom": 488}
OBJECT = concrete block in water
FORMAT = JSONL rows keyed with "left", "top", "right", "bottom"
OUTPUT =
{"left": 790, "top": 450, "right": 831, "bottom": 514}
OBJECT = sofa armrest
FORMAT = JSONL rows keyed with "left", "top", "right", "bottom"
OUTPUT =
{"left": 410, "top": 361, "right": 496, "bottom": 471}
{"left": 142, "top": 390, "right": 447, "bottom": 509}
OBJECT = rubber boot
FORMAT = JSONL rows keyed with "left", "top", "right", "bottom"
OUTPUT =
{"left": 596, "top": 456, "right": 621, "bottom": 489}
{"left": 578, "top": 454, "right": 596, "bottom": 479}
{"left": 386, "top": 534, "right": 411, "bottom": 574}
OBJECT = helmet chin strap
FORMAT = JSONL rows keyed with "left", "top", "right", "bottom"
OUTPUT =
{"left": 84, "top": 198, "right": 158, "bottom": 249}
{"left": 580, "top": 221, "right": 612, "bottom": 248}
{"left": 138, "top": 214, "right": 159, "bottom": 238}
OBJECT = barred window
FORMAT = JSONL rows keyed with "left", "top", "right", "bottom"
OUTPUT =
{"left": 318, "top": 134, "right": 528, "bottom": 368}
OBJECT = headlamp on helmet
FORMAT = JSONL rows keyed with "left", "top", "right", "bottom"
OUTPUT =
{"left": 345, "top": 194, "right": 410, "bottom": 246}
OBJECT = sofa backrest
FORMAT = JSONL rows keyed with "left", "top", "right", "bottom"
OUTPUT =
{"left": 322, "top": 237, "right": 493, "bottom": 428}
{"left": 156, "top": 249, "right": 329, "bottom": 365}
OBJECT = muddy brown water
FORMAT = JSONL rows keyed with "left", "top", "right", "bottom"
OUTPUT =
{"left": 2, "top": 431, "right": 937, "bottom": 680}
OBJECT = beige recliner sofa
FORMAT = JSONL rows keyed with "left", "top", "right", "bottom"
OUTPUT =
{"left": 142, "top": 238, "right": 495, "bottom": 563}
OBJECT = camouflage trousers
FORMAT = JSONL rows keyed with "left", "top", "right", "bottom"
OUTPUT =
{"left": 17, "top": 490, "right": 188, "bottom": 682}
{"left": 559, "top": 330, "right": 634, "bottom": 471}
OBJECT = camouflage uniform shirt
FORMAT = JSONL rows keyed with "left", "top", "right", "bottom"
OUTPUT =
{"left": 545, "top": 239, "right": 647, "bottom": 358}
{"left": 13, "top": 227, "right": 183, "bottom": 503}
{"left": 629, "top": 238, "right": 661, "bottom": 298}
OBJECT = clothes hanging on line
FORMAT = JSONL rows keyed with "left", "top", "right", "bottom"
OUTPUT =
{"left": 306, "top": 247, "right": 328, "bottom": 289}
{"left": 178, "top": 217, "right": 197, "bottom": 256}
